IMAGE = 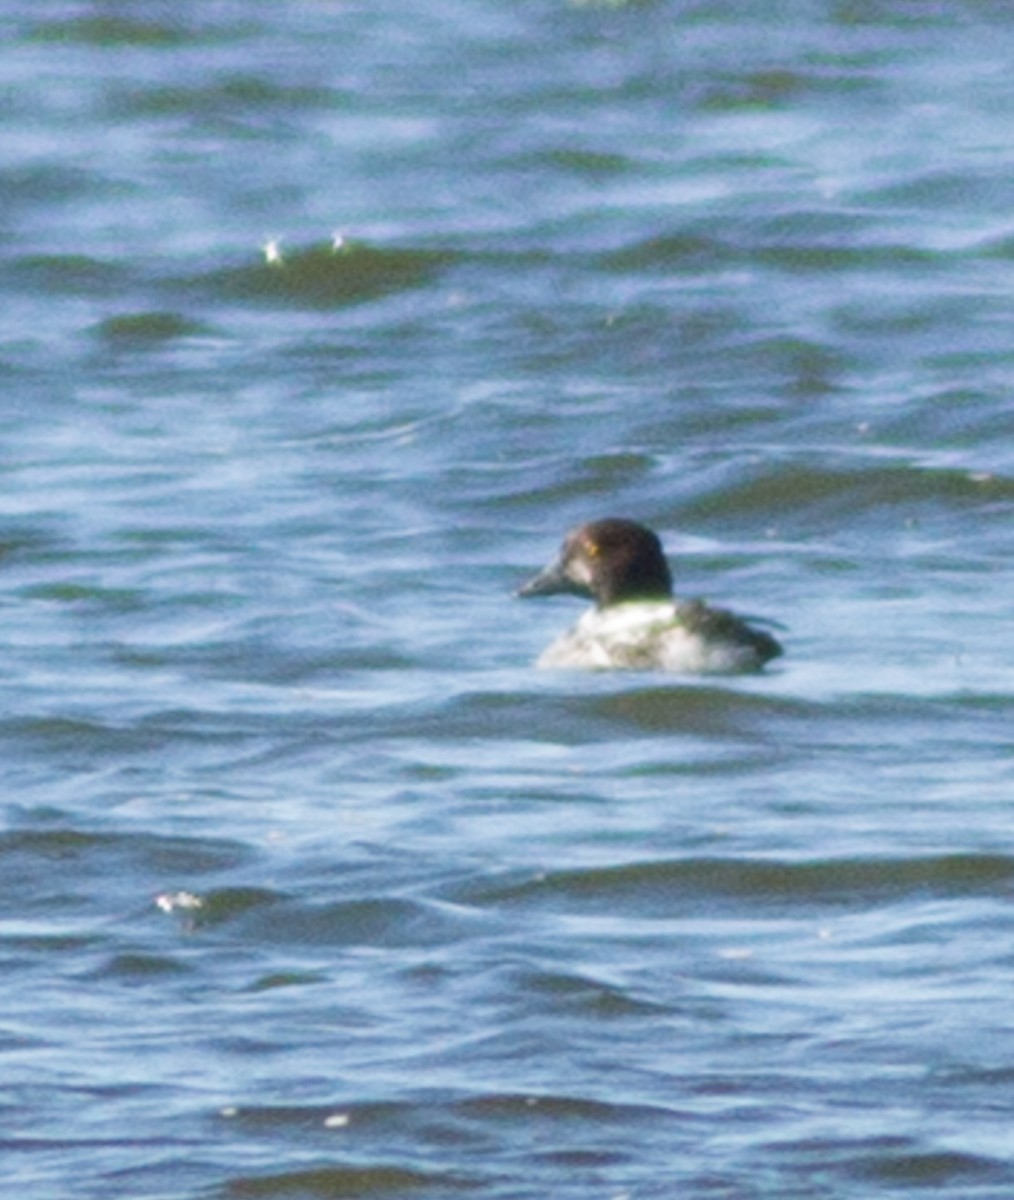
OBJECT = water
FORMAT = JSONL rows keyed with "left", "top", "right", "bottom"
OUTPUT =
{"left": 4, "top": 2, "right": 1014, "bottom": 1196}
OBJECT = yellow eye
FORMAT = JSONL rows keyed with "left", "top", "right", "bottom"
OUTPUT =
{"left": 583, "top": 539, "right": 600, "bottom": 559}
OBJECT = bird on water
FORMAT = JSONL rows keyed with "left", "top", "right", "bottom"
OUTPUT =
{"left": 516, "top": 517, "right": 783, "bottom": 673}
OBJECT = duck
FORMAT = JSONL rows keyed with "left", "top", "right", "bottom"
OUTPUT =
{"left": 516, "top": 517, "right": 782, "bottom": 673}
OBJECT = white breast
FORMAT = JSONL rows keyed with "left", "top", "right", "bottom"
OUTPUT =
{"left": 536, "top": 602, "right": 765, "bottom": 674}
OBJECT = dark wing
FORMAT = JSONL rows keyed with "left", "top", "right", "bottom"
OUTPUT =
{"left": 676, "top": 599, "right": 784, "bottom": 665}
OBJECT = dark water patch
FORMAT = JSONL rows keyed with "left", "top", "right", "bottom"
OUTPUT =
{"left": 386, "top": 684, "right": 803, "bottom": 746}
{"left": 225, "top": 1163, "right": 473, "bottom": 1198}
{"left": 217, "top": 1098, "right": 463, "bottom": 1139}
{"left": 223, "top": 1102, "right": 365, "bottom": 1133}
{"left": 218, "top": 895, "right": 475, "bottom": 950}
{"left": 601, "top": 223, "right": 936, "bottom": 277}
{"left": 483, "top": 449, "right": 659, "bottom": 512}
{"left": 0, "top": 168, "right": 129, "bottom": 217}
{"left": 676, "top": 455, "right": 1014, "bottom": 530}
{"left": 855, "top": 1146, "right": 1010, "bottom": 1187}
{"left": 215, "top": 1093, "right": 526, "bottom": 1183}
{"left": 516, "top": 965, "right": 671, "bottom": 1020}
{"left": 160, "top": 886, "right": 281, "bottom": 931}
{"left": 0, "top": 521, "right": 65, "bottom": 563}
{"left": 737, "top": 334, "right": 848, "bottom": 398}
{"left": 0, "top": 827, "right": 252, "bottom": 910}
{"left": 602, "top": 230, "right": 736, "bottom": 275}
{"left": 864, "top": 166, "right": 1014, "bottom": 213}
{"left": 577, "top": 685, "right": 801, "bottom": 738}
{"left": 0, "top": 930, "right": 102, "bottom": 956}
{"left": 198, "top": 241, "right": 453, "bottom": 311}
{"left": 832, "top": 291, "right": 999, "bottom": 343}
{"left": 493, "top": 451, "right": 657, "bottom": 513}
{"left": 931, "top": 1063, "right": 1014, "bottom": 1090}
{"left": 353, "top": 684, "right": 1014, "bottom": 755}
{"left": 687, "top": 64, "right": 877, "bottom": 112}
{"left": 123, "top": 75, "right": 339, "bottom": 119}
{"left": 0, "top": 714, "right": 254, "bottom": 766}
{"left": 27, "top": 15, "right": 192, "bottom": 47}
{"left": 92, "top": 952, "right": 193, "bottom": 983}
{"left": 831, "top": 0, "right": 961, "bottom": 28}
{"left": 769, "top": 1133, "right": 1013, "bottom": 1191}
{"left": 866, "top": 388, "right": 1014, "bottom": 451}
{"left": 462, "top": 854, "right": 1014, "bottom": 917}
{"left": 95, "top": 311, "right": 213, "bottom": 345}
{"left": 979, "top": 230, "right": 1014, "bottom": 260}
{"left": 1, "top": 827, "right": 110, "bottom": 859}
{"left": 21, "top": 580, "right": 148, "bottom": 612}
{"left": 459, "top": 1091, "right": 669, "bottom": 1126}
{"left": 6, "top": 254, "right": 133, "bottom": 298}
{"left": 247, "top": 969, "right": 329, "bottom": 992}
{"left": 535, "top": 1146, "right": 626, "bottom": 1169}
{"left": 691, "top": 68, "right": 813, "bottom": 111}
{"left": 112, "top": 641, "right": 419, "bottom": 683}
{"left": 543, "top": 148, "right": 633, "bottom": 178}
{"left": 746, "top": 231, "right": 936, "bottom": 275}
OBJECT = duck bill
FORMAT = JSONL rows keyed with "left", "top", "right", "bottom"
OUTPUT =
{"left": 516, "top": 558, "right": 578, "bottom": 599}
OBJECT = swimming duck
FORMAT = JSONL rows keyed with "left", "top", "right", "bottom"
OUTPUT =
{"left": 516, "top": 517, "right": 782, "bottom": 673}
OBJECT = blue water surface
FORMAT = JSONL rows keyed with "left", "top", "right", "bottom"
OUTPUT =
{"left": 4, "top": 2, "right": 1014, "bottom": 1197}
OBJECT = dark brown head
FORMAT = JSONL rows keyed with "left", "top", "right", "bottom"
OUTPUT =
{"left": 517, "top": 518, "right": 674, "bottom": 608}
